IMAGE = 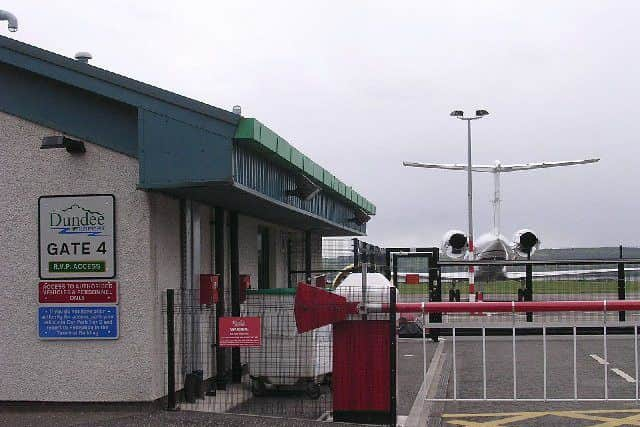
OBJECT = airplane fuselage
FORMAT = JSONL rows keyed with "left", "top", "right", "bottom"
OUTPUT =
{"left": 473, "top": 233, "right": 510, "bottom": 281}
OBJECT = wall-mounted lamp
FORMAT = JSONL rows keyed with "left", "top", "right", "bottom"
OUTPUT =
{"left": 40, "top": 135, "right": 86, "bottom": 154}
{"left": 287, "top": 174, "right": 320, "bottom": 201}
{"left": 350, "top": 209, "right": 371, "bottom": 226}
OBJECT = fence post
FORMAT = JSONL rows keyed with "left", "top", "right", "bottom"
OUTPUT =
{"left": 166, "top": 289, "right": 177, "bottom": 411}
{"left": 618, "top": 261, "right": 626, "bottom": 322}
{"left": 389, "top": 285, "right": 397, "bottom": 426}
{"left": 305, "top": 230, "right": 312, "bottom": 284}
{"left": 526, "top": 263, "right": 533, "bottom": 322}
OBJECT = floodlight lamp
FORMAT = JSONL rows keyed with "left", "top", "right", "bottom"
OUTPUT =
{"left": 450, "top": 110, "right": 464, "bottom": 117}
{"left": 475, "top": 109, "right": 489, "bottom": 117}
{"left": 40, "top": 136, "right": 65, "bottom": 149}
{"left": 350, "top": 209, "right": 371, "bottom": 226}
{"left": 287, "top": 173, "right": 320, "bottom": 201}
{"left": 40, "top": 135, "right": 86, "bottom": 154}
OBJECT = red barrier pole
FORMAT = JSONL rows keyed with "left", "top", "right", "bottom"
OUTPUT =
{"left": 294, "top": 285, "right": 640, "bottom": 334}
{"left": 378, "top": 300, "right": 640, "bottom": 314}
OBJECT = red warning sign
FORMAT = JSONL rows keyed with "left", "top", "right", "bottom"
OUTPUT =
{"left": 38, "top": 281, "right": 118, "bottom": 303}
{"left": 219, "top": 317, "right": 261, "bottom": 347}
{"left": 405, "top": 274, "right": 420, "bottom": 285}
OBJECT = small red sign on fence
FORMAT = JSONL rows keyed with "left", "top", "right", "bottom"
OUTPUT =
{"left": 405, "top": 274, "right": 420, "bottom": 285}
{"left": 219, "top": 317, "right": 261, "bottom": 347}
{"left": 38, "top": 281, "right": 118, "bottom": 303}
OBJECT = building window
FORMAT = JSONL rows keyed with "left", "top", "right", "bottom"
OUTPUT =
{"left": 257, "top": 226, "right": 270, "bottom": 289}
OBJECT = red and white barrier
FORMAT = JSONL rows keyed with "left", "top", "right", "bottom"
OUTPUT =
{"left": 381, "top": 299, "right": 640, "bottom": 314}
{"left": 294, "top": 283, "right": 640, "bottom": 333}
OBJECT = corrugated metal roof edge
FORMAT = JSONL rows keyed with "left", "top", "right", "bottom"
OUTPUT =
{"left": 234, "top": 118, "right": 376, "bottom": 215}
{"left": 0, "top": 35, "right": 239, "bottom": 126}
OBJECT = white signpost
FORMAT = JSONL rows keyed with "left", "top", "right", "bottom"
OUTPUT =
{"left": 39, "top": 195, "right": 115, "bottom": 279}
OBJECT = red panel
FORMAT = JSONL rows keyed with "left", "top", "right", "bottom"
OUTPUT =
{"left": 333, "top": 321, "right": 390, "bottom": 412}
{"left": 405, "top": 274, "right": 420, "bottom": 285}
{"left": 38, "top": 281, "right": 117, "bottom": 303}
{"left": 199, "top": 274, "right": 219, "bottom": 305}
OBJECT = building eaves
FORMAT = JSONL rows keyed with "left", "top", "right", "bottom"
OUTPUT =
{"left": 234, "top": 118, "right": 376, "bottom": 216}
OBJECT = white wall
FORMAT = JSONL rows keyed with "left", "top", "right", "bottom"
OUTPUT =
{"left": 0, "top": 111, "right": 326, "bottom": 402}
{"left": 148, "top": 192, "right": 181, "bottom": 398}
{"left": 0, "top": 111, "right": 157, "bottom": 401}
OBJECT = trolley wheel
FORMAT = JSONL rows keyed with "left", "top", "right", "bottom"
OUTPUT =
{"left": 251, "top": 379, "right": 267, "bottom": 397}
{"left": 322, "top": 373, "right": 332, "bottom": 386}
{"left": 305, "top": 382, "right": 321, "bottom": 400}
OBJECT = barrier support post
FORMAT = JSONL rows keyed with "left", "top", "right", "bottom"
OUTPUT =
{"left": 390, "top": 285, "right": 397, "bottom": 426}
{"left": 618, "top": 261, "right": 626, "bottom": 322}
{"left": 526, "top": 263, "right": 533, "bottom": 322}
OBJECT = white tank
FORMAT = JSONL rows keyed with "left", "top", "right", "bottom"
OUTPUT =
{"left": 334, "top": 273, "right": 393, "bottom": 320}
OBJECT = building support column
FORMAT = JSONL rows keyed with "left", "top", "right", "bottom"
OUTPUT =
{"left": 214, "top": 207, "right": 227, "bottom": 389}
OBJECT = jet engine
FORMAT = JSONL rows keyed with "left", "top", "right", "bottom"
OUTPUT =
{"left": 512, "top": 229, "right": 540, "bottom": 258}
{"left": 442, "top": 230, "right": 468, "bottom": 259}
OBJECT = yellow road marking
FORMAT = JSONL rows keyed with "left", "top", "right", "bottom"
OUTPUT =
{"left": 547, "top": 412, "right": 640, "bottom": 425}
{"left": 589, "top": 413, "right": 640, "bottom": 427}
{"left": 445, "top": 412, "right": 549, "bottom": 426}
{"left": 442, "top": 409, "right": 640, "bottom": 426}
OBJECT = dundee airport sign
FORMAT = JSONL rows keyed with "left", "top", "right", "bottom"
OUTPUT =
{"left": 38, "top": 195, "right": 116, "bottom": 279}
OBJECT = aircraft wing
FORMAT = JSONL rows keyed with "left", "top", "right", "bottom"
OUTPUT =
{"left": 505, "top": 267, "right": 640, "bottom": 280}
{"left": 393, "top": 266, "right": 639, "bottom": 282}
{"left": 498, "top": 159, "right": 599, "bottom": 172}
{"left": 402, "top": 161, "right": 496, "bottom": 172}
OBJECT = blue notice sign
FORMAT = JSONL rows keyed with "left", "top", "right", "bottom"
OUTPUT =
{"left": 39, "top": 306, "right": 118, "bottom": 339}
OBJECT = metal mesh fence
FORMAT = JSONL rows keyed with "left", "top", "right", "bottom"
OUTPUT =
{"left": 162, "top": 284, "right": 396, "bottom": 420}
{"left": 434, "top": 261, "right": 640, "bottom": 325}
{"left": 162, "top": 288, "right": 334, "bottom": 419}
{"left": 321, "top": 237, "right": 356, "bottom": 271}
{"left": 289, "top": 237, "right": 385, "bottom": 288}
{"left": 160, "top": 241, "right": 640, "bottom": 418}
{"left": 288, "top": 237, "right": 354, "bottom": 288}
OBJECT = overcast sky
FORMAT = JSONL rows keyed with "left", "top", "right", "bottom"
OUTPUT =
{"left": 4, "top": 1, "right": 639, "bottom": 248}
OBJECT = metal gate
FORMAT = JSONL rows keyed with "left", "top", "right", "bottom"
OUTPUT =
{"left": 391, "top": 256, "right": 640, "bottom": 405}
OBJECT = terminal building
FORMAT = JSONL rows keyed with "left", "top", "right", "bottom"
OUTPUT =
{"left": 0, "top": 35, "right": 375, "bottom": 402}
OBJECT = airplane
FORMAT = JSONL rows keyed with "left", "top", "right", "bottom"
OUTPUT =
{"left": 402, "top": 158, "right": 604, "bottom": 282}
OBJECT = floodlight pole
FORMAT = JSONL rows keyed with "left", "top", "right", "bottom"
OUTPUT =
{"left": 452, "top": 110, "right": 488, "bottom": 301}
{"left": 463, "top": 117, "right": 476, "bottom": 301}
{"left": 466, "top": 118, "right": 474, "bottom": 264}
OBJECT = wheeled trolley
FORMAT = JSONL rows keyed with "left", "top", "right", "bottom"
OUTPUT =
{"left": 243, "top": 289, "right": 332, "bottom": 399}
